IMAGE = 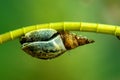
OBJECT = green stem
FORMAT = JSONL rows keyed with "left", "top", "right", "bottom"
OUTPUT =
{"left": 0, "top": 22, "right": 120, "bottom": 44}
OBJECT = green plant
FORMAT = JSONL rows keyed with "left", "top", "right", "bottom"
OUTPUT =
{"left": 0, "top": 22, "right": 120, "bottom": 44}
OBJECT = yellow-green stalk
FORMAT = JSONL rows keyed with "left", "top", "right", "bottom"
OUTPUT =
{"left": 0, "top": 22, "right": 120, "bottom": 44}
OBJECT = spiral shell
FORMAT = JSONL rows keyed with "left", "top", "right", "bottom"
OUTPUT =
{"left": 20, "top": 29, "right": 94, "bottom": 60}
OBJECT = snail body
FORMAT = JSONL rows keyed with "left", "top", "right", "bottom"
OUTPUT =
{"left": 20, "top": 29, "right": 94, "bottom": 59}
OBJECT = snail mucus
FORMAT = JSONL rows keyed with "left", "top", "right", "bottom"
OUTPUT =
{"left": 20, "top": 29, "right": 94, "bottom": 60}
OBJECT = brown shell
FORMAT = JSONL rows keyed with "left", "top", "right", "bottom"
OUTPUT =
{"left": 59, "top": 31, "right": 94, "bottom": 50}
{"left": 20, "top": 29, "right": 95, "bottom": 60}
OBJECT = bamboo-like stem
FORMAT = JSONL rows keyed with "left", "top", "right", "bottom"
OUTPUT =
{"left": 0, "top": 22, "right": 120, "bottom": 44}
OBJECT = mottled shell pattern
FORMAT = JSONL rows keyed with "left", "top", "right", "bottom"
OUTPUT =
{"left": 20, "top": 29, "right": 94, "bottom": 60}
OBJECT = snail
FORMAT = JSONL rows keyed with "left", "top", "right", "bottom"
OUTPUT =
{"left": 20, "top": 29, "right": 94, "bottom": 60}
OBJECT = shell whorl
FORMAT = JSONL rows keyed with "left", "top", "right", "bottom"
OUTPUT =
{"left": 59, "top": 31, "right": 94, "bottom": 50}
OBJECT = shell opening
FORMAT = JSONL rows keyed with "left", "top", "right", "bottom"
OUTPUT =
{"left": 20, "top": 32, "right": 59, "bottom": 45}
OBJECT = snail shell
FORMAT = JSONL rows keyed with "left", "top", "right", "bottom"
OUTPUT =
{"left": 20, "top": 29, "right": 94, "bottom": 60}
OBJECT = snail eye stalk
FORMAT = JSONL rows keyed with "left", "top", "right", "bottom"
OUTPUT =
{"left": 20, "top": 29, "right": 94, "bottom": 60}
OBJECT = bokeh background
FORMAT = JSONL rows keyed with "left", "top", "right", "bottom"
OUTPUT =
{"left": 0, "top": 0, "right": 120, "bottom": 80}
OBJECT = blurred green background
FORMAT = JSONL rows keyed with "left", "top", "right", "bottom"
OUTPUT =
{"left": 0, "top": 0, "right": 120, "bottom": 80}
